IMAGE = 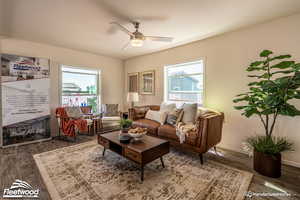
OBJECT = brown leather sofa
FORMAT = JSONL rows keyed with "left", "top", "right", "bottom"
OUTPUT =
{"left": 129, "top": 105, "right": 224, "bottom": 164}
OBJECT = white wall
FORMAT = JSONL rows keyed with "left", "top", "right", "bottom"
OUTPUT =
{"left": 124, "top": 13, "right": 300, "bottom": 167}
{"left": 0, "top": 38, "right": 124, "bottom": 135}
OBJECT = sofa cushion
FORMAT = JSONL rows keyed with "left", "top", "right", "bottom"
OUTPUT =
{"left": 166, "top": 108, "right": 183, "bottom": 125}
{"left": 158, "top": 124, "right": 179, "bottom": 141}
{"left": 133, "top": 119, "right": 160, "bottom": 136}
{"left": 182, "top": 103, "right": 198, "bottom": 124}
{"left": 145, "top": 110, "right": 168, "bottom": 125}
{"left": 160, "top": 102, "right": 176, "bottom": 112}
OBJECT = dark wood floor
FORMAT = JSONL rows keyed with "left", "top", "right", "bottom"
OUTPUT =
{"left": 0, "top": 135, "right": 299, "bottom": 200}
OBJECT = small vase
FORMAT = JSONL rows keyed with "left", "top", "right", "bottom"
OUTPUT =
{"left": 253, "top": 150, "right": 281, "bottom": 178}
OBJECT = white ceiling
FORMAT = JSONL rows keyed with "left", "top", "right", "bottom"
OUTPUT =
{"left": 1, "top": 0, "right": 300, "bottom": 59}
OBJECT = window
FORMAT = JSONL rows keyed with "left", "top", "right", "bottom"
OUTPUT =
{"left": 61, "top": 66, "right": 100, "bottom": 112}
{"left": 164, "top": 60, "right": 204, "bottom": 104}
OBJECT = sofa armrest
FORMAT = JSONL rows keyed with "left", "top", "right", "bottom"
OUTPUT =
{"left": 128, "top": 105, "right": 160, "bottom": 121}
{"left": 195, "top": 112, "right": 224, "bottom": 152}
{"left": 128, "top": 106, "right": 148, "bottom": 121}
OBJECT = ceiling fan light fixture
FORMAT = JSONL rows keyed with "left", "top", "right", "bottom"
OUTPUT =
{"left": 130, "top": 38, "right": 144, "bottom": 47}
{"left": 110, "top": 21, "right": 173, "bottom": 49}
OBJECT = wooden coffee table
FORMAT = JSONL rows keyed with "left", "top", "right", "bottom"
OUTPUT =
{"left": 98, "top": 131, "right": 170, "bottom": 181}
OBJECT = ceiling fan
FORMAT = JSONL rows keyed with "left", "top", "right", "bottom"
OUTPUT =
{"left": 110, "top": 21, "right": 173, "bottom": 48}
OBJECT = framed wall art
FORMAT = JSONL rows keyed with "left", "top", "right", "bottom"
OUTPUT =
{"left": 128, "top": 72, "right": 139, "bottom": 93}
{"left": 140, "top": 70, "right": 155, "bottom": 95}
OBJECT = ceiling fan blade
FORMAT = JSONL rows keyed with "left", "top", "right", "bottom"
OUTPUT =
{"left": 110, "top": 22, "right": 134, "bottom": 36}
{"left": 145, "top": 36, "right": 173, "bottom": 42}
{"left": 97, "top": 1, "right": 132, "bottom": 22}
{"left": 122, "top": 41, "right": 130, "bottom": 50}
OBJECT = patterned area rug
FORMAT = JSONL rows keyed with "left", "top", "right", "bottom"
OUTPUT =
{"left": 34, "top": 140, "right": 253, "bottom": 200}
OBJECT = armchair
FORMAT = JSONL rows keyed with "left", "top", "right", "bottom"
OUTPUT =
{"left": 100, "top": 104, "right": 122, "bottom": 133}
{"left": 55, "top": 106, "right": 100, "bottom": 141}
{"left": 80, "top": 106, "right": 102, "bottom": 135}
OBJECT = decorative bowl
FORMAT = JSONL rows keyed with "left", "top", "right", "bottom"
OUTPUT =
{"left": 128, "top": 128, "right": 147, "bottom": 141}
{"left": 128, "top": 132, "right": 146, "bottom": 140}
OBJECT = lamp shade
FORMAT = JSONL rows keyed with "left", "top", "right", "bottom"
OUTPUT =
{"left": 127, "top": 92, "right": 139, "bottom": 102}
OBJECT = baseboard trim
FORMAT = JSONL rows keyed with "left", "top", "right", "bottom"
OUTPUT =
{"left": 216, "top": 145, "right": 300, "bottom": 169}
{"left": 282, "top": 160, "right": 300, "bottom": 168}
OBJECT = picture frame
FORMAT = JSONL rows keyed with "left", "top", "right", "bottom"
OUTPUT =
{"left": 128, "top": 72, "right": 139, "bottom": 93}
{"left": 140, "top": 70, "right": 155, "bottom": 95}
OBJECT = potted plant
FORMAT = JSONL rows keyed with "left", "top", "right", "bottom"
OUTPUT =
{"left": 233, "top": 50, "right": 299, "bottom": 178}
{"left": 119, "top": 118, "right": 133, "bottom": 133}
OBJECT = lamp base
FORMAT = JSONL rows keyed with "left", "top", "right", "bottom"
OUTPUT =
{"left": 131, "top": 102, "right": 135, "bottom": 109}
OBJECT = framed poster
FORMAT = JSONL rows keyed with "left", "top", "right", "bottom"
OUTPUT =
{"left": 0, "top": 54, "right": 51, "bottom": 147}
{"left": 140, "top": 70, "right": 155, "bottom": 95}
{"left": 128, "top": 72, "right": 139, "bottom": 93}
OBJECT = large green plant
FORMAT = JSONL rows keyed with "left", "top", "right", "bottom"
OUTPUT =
{"left": 233, "top": 50, "right": 300, "bottom": 137}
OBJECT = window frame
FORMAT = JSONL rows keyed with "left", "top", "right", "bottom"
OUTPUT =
{"left": 59, "top": 65, "right": 101, "bottom": 111}
{"left": 164, "top": 60, "right": 205, "bottom": 105}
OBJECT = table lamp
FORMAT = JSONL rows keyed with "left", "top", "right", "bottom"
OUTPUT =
{"left": 127, "top": 92, "right": 139, "bottom": 108}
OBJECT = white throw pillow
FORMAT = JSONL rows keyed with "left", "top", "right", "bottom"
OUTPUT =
{"left": 181, "top": 103, "right": 198, "bottom": 124}
{"left": 160, "top": 102, "right": 176, "bottom": 112}
{"left": 145, "top": 110, "right": 168, "bottom": 125}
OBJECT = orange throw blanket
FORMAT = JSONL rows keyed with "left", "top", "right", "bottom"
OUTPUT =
{"left": 56, "top": 107, "right": 88, "bottom": 137}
